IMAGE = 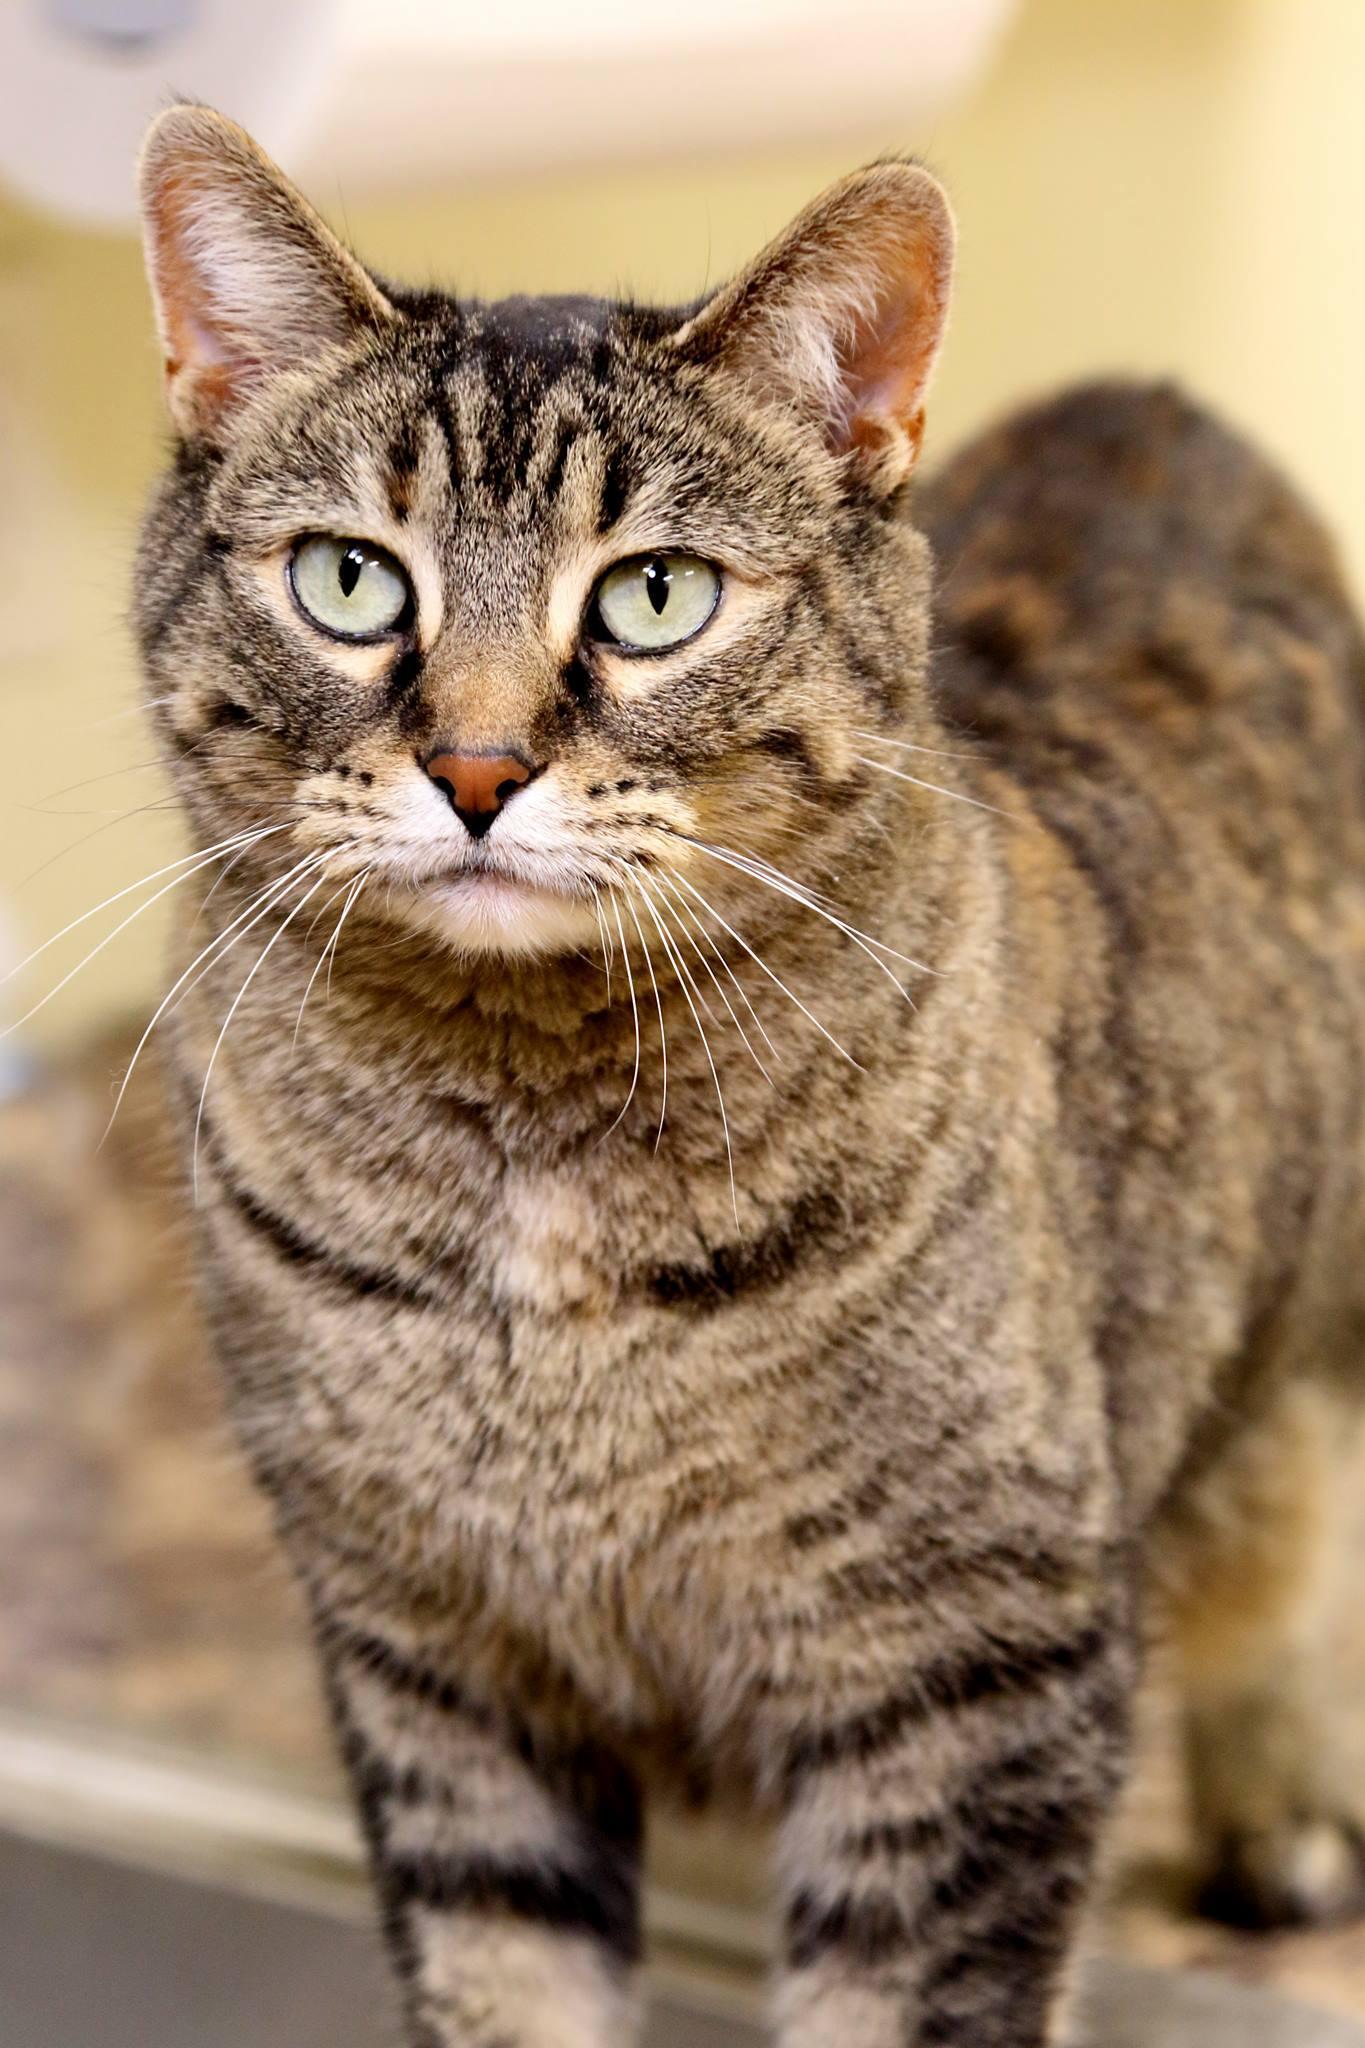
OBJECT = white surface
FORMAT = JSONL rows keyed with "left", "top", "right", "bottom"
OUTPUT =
{"left": 0, "top": 0, "right": 1015, "bottom": 225}
{"left": 4, "top": 1823, "right": 1364, "bottom": 2048}
{"left": 0, "top": 1706, "right": 768, "bottom": 1996}
{"left": 0, "top": 0, "right": 340, "bottom": 226}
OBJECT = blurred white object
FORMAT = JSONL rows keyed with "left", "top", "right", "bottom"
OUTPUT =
{"left": 0, "top": 0, "right": 1015, "bottom": 226}
{"left": 0, "top": 1, "right": 339, "bottom": 226}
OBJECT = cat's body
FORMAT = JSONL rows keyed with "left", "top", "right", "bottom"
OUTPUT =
{"left": 132, "top": 109, "right": 1365, "bottom": 2047}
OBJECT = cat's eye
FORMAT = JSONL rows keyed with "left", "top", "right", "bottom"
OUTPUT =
{"left": 288, "top": 536, "right": 412, "bottom": 642}
{"left": 592, "top": 553, "right": 720, "bottom": 653}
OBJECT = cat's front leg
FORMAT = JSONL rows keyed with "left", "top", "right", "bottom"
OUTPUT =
{"left": 316, "top": 1611, "right": 644, "bottom": 2048}
{"left": 767, "top": 1599, "right": 1135, "bottom": 2048}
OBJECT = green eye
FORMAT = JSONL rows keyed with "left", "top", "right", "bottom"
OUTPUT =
{"left": 593, "top": 553, "right": 720, "bottom": 653}
{"left": 289, "top": 536, "right": 411, "bottom": 641}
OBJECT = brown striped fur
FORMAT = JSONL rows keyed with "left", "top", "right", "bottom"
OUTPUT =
{"left": 131, "top": 106, "right": 1365, "bottom": 2046}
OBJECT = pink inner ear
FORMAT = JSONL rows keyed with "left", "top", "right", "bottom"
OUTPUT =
{"left": 145, "top": 169, "right": 287, "bottom": 437}
{"left": 838, "top": 237, "right": 946, "bottom": 449}
{"left": 147, "top": 166, "right": 237, "bottom": 394}
{"left": 180, "top": 305, "right": 234, "bottom": 371}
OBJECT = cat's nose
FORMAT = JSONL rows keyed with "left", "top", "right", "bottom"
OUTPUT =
{"left": 424, "top": 749, "right": 534, "bottom": 838}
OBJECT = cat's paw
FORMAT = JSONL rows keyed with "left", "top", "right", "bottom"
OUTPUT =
{"left": 1197, "top": 1813, "right": 1365, "bottom": 1930}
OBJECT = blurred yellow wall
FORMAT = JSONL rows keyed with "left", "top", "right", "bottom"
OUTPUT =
{"left": 4, "top": 0, "right": 1364, "bottom": 1048}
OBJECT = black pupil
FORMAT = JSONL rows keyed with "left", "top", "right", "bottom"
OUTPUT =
{"left": 338, "top": 546, "right": 366, "bottom": 599}
{"left": 643, "top": 556, "right": 671, "bottom": 616}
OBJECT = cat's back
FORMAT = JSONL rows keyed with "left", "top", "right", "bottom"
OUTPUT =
{"left": 919, "top": 380, "right": 1365, "bottom": 889}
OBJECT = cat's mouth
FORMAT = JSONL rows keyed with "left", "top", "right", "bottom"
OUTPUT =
{"left": 428, "top": 868, "right": 563, "bottom": 908}
{"left": 399, "top": 854, "right": 602, "bottom": 958}
{"left": 418, "top": 847, "right": 578, "bottom": 903}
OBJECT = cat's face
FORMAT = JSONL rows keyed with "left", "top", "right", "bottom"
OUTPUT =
{"left": 136, "top": 111, "right": 953, "bottom": 960}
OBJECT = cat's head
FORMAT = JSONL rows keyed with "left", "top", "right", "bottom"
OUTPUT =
{"left": 135, "top": 106, "right": 953, "bottom": 961}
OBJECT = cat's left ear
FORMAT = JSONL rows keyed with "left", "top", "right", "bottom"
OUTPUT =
{"left": 671, "top": 162, "right": 954, "bottom": 496}
{"left": 138, "top": 103, "right": 397, "bottom": 444}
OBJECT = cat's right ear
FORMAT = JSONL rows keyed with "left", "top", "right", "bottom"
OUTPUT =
{"left": 671, "top": 161, "right": 955, "bottom": 497}
{"left": 138, "top": 104, "right": 397, "bottom": 444}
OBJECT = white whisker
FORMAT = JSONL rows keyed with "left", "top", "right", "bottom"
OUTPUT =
{"left": 639, "top": 866, "right": 776, "bottom": 1086}
{"left": 3, "top": 824, "right": 281, "bottom": 991}
{"left": 302, "top": 877, "right": 355, "bottom": 948}
{"left": 294, "top": 868, "right": 370, "bottom": 1049}
{"left": 88, "top": 695, "right": 173, "bottom": 732}
{"left": 710, "top": 837, "right": 937, "bottom": 979}
{"left": 686, "top": 840, "right": 923, "bottom": 1004}
{"left": 852, "top": 726, "right": 981, "bottom": 763}
{"left": 101, "top": 845, "right": 343, "bottom": 1145}
{"left": 666, "top": 868, "right": 862, "bottom": 1070}
{"left": 17, "top": 801, "right": 185, "bottom": 891}
{"left": 590, "top": 885, "right": 614, "bottom": 1006}
{"left": 672, "top": 881, "right": 782, "bottom": 1064}
{"left": 624, "top": 872, "right": 721, "bottom": 1032}
{"left": 2, "top": 825, "right": 288, "bottom": 1037}
{"left": 35, "top": 756, "right": 181, "bottom": 807}
{"left": 598, "top": 889, "right": 641, "bottom": 1142}
{"left": 324, "top": 867, "right": 370, "bottom": 1001}
{"left": 615, "top": 879, "right": 668, "bottom": 1150}
{"left": 192, "top": 858, "right": 342, "bottom": 1199}
{"left": 634, "top": 872, "right": 740, "bottom": 1225}
{"left": 194, "top": 828, "right": 296, "bottom": 921}
{"left": 853, "top": 751, "right": 1015, "bottom": 821}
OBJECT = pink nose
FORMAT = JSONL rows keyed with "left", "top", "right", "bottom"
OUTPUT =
{"left": 425, "top": 750, "right": 533, "bottom": 838}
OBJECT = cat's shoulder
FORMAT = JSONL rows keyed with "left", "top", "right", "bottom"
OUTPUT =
{"left": 917, "top": 379, "right": 1362, "bottom": 725}
{"left": 918, "top": 378, "right": 1344, "bottom": 600}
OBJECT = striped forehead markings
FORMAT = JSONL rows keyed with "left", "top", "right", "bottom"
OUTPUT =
{"left": 384, "top": 422, "right": 422, "bottom": 524}
{"left": 597, "top": 443, "right": 634, "bottom": 535}
{"left": 419, "top": 323, "right": 648, "bottom": 531}
{"left": 538, "top": 415, "right": 581, "bottom": 505}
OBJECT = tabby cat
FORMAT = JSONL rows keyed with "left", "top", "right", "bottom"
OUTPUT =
{"left": 132, "top": 105, "right": 1365, "bottom": 2047}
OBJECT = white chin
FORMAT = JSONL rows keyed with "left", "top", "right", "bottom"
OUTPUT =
{"left": 403, "top": 873, "right": 602, "bottom": 959}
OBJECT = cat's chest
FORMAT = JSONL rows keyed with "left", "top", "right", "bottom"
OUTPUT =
{"left": 209, "top": 1038, "right": 901, "bottom": 1682}
{"left": 222, "top": 1144, "right": 772, "bottom": 1714}
{"left": 217, "top": 1100, "right": 748, "bottom": 1486}
{"left": 483, "top": 1165, "right": 614, "bottom": 1317}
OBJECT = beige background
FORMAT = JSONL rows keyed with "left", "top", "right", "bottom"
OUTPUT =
{"left": 3, "top": 0, "right": 1364, "bottom": 1047}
